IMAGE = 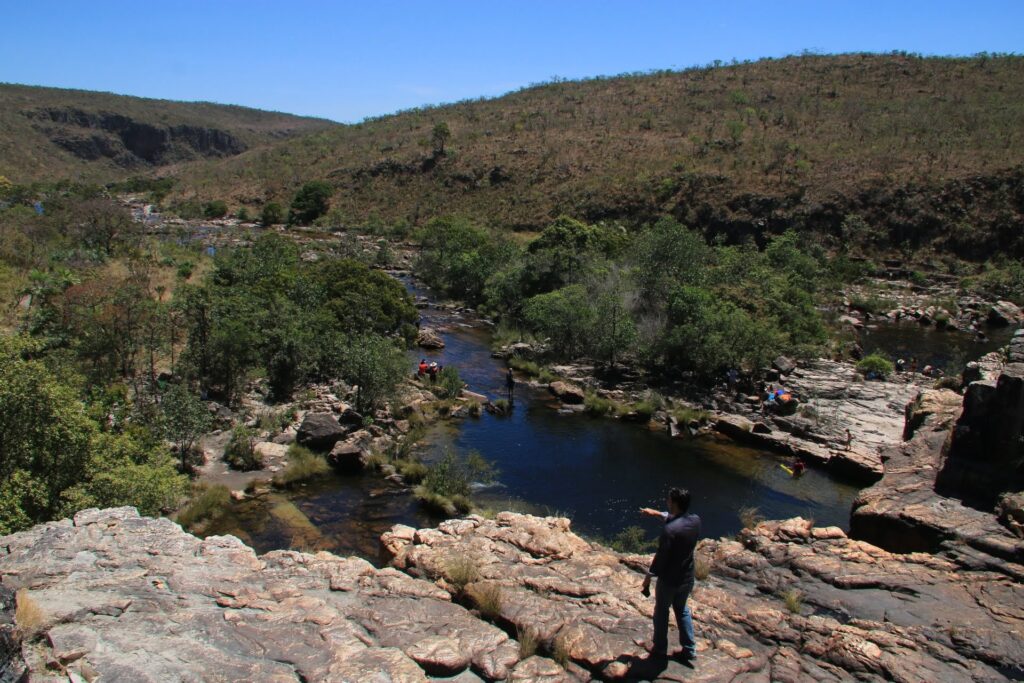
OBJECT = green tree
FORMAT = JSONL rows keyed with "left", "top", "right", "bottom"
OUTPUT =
{"left": 339, "top": 335, "right": 408, "bottom": 413}
{"left": 161, "top": 383, "right": 212, "bottom": 469}
{"left": 203, "top": 200, "right": 228, "bottom": 219}
{"left": 432, "top": 122, "right": 451, "bottom": 154}
{"left": 523, "top": 284, "right": 597, "bottom": 358}
{"left": 288, "top": 181, "right": 333, "bottom": 225}
{"left": 261, "top": 202, "right": 285, "bottom": 225}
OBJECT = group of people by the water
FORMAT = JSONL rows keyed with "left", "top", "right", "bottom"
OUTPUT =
{"left": 417, "top": 358, "right": 443, "bottom": 383}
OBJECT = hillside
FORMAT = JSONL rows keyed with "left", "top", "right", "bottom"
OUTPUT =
{"left": 0, "top": 83, "right": 337, "bottom": 183}
{"left": 173, "top": 53, "right": 1024, "bottom": 258}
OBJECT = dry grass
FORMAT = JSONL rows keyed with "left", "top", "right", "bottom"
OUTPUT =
{"left": 738, "top": 506, "right": 765, "bottom": 530}
{"left": 694, "top": 551, "right": 712, "bottom": 581}
{"left": 552, "top": 632, "right": 572, "bottom": 669}
{"left": 15, "top": 588, "right": 46, "bottom": 637}
{"left": 783, "top": 588, "right": 804, "bottom": 614}
{"left": 442, "top": 554, "right": 480, "bottom": 591}
{"left": 517, "top": 625, "right": 539, "bottom": 659}
{"left": 467, "top": 581, "right": 503, "bottom": 620}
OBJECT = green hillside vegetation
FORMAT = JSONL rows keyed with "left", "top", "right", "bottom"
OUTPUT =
{"left": 171, "top": 53, "right": 1024, "bottom": 259}
{"left": 0, "top": 83, "right": 337, "bottom": 183}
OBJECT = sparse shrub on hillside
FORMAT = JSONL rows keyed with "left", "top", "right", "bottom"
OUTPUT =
{"left": 261, "top": 202, "right": 285, "bottom": 225}
{"left": 203, "top": 200, "right": 228, "bottom": 219}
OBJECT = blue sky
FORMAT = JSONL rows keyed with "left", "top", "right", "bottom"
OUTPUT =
{"left": 1, "top": 1, "right": 1021, "bottom": 122}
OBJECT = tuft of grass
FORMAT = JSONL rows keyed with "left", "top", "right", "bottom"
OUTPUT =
{"left": 783, "top": 588, "right": 804, "bottom": 614}
{"left": 672, "top": 406, "right": 710, "bottom": 424}
{"left": 15, "top": 588, "right": 46, "bottom": 638}
{"left": 176, "top": 484, "right": 232, "bottom": 530}
{"left": 272, "top": 444, "right": 329, "bottom": 488}
{"left": 467, "top": 582, "right": 503, "bottom": 620}
{"left": 492, "top": 398, "right": 511, "bottom": 415}
{"left": 738, "top": 506, "right": 764, "bottom": 530}
{"left": 694, "top": 551, "right": 712, "bottom": 580}
{"left": 517, "top": 625, "right": 539, "bottom": 659}
{"left": 443, "top": 554, "right": 481, "bottom": 591}
{"left": 552, "top": 633, "right": 572, "bottom": 669}
{"left": 396, "top": 459, "right": 429, "bottom": 484}
{"left": 467, "top": 400, "right": 482, "bottom": 417}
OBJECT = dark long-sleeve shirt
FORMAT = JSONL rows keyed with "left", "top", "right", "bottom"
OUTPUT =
{"left": 648, "top": 513, "right": 701, "bottom": 585}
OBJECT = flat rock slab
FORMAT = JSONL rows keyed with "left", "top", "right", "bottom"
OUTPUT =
{"left": 0, "top": 508, "right": 532, "bottom": 682}
{"left": 384, "top": 511, "right": 1024, "bottom": 681}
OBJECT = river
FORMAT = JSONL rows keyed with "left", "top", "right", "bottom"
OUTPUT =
{"left": 205, "top": 277, "right": 874, "bottom": 561}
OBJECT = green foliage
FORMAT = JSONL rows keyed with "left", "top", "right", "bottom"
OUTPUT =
{"left": 608, "top": 525, "right": 656, "bottom": 553}
{"left": 289, "top": 181, "right": 333, "bottom": 225}
{"left": 203, "top": 200, "right": 228, "bottom": 219}
{"left": 0, "top": 335, "right": 187, "bottom": 534}
{"left": 431, "top": 121, "right": 451, "bottom": 154}
{"left": 339, "top": 334, "right": 409, "bottom": 413}
{"left": 415, "top": 448, "right": 497, "bottom": 515}
{"left": 435, "top": 366, "right": 464, "bottom": 399}
{"left": 161, "top": 383, "right": 212, "bottom": 469}
{"left": 224, "top": 426, "right": 262, "bottom": 471}
{"left": 416, "top": 216, "right": 516, "bottom": 306}
{"left": 236, "top": 207, "right": 250, "bottom": 221}
{"left": 261, "top": 202, "right": 286, "bottom": 225}
{"left": 523, "top": 284, "right": 596, "bottom": 358}
{"left": 176, "top": 484, "right": 232, "bottom": 530}
{"left": 273, "top": 445, "right": 330, "bottom": 488}
{"left": 856, "top": 353, "right": 894, "bottom": 378}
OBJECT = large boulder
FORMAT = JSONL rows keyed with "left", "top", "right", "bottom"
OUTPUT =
{"left": 416, "top": 328, "right": 445, "bottom": 349}
{"left": 548, "top": 381, "right": 585, "bottom": 404}
{"left": 296, "top": 412, "right": 348, "bottom": 451}
{"left": 988, "top": 300, "right": 1022, "bottom": 326}
{"left": 772, "top": 356, "right": 798, "bottom": 375}
{"left": 328, "top": 441, "right": 369, "bottom": 473}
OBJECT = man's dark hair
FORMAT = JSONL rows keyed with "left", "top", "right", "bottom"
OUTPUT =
{"left": 669, "top": 487, "right": 691, "bottom": 514}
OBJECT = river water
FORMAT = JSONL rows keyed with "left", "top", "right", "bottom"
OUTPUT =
{"left": 206, "top": 280, "right": 879, "bottom": 561}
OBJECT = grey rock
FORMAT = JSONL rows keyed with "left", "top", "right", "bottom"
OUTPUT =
{"left": 296, "top": 412, "right": 347, "bottom": 451}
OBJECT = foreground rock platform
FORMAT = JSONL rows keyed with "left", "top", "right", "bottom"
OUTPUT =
{"left": 2, "top": 506, "right": 1023, "bottom": 681}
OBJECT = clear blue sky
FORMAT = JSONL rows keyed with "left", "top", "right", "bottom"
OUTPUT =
{"left": 1, "top": 1, "right": 1021, "bottom": 123}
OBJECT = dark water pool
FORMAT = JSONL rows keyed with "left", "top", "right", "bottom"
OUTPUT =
{"left": 858, "top": 321, "right": 1012, "bottom": 373}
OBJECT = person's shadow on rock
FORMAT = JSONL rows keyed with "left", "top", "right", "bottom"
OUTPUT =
{"left": 617, "top": 653, "right": 669, "bottom": 681}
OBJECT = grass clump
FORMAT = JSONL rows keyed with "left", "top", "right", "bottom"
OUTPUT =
{"left": 467, "top": 400, "right": 483, "bottom": 417}
{"left": 738, "top": 506, "right": 764, "bottom": 530}
{"left": 435, "top": 366, "right": 465, "bottom": 399}
{"left": 443, "top": 554, "right": 481, "bottom": 590}
{"left": 272, "top": 444, "right": 329, "bottom": 488}
{"left": 492, "top": 398, "right": 512, "bottom": 415}
{"left": 783, "top": 588, "right": 804, "bottom": 614}
{"left": 856, "top": 353, "right": 894, "bottom": 379}
{"left": 467, "top": 581, "right": 503, "bottom": 620}
{"left": 672, "top": 406, "right": 710, "bottom": 424}
{"left": 694, "top": 551, "right": 712, "bottom": 580}
{"left": 14, "top": 588, "right": 46, "bottom": 638}
{"left": 517, "top": 625, "right": 539, "bottom": 659}
{"left": 552, "top": 633, "right": 572, "bottom": 669}
{"left": 414, "top": 448, "right": 497, "bottom": 516}
{"left": 176, "top": 484, "right": 232, "bottom": 530}
{"left": 224, "top": 426, "right": 263, "bottom": 471}
{"left": 396, "top": 459, "right": 429, "bottom": 484}
{"left": 583, "top": 392, "right": 618, "bottom": 416}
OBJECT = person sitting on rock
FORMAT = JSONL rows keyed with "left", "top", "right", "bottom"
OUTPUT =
{"left": 639, "top": 488, "right": 701, "bottom": 662}
{"left": 896, "top": 358, "right": 906, "bottom": 374}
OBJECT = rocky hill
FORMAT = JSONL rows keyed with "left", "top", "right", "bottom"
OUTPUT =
{"left": 169, "top": 53, "right": 1024, "bottom": 258}
{"left": 0, "top": 84, "right": 337, "bottom": 183}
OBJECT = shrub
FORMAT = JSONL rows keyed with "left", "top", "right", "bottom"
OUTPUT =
{"left": 261, "top": 202, "right": 285, "bottom": 225}
{"left": 176, "top": 260, "right": 194, "bottom": 279}
{"left": 203, "top": 200, "right": 228, "bottom": 219}
{"left": 856, "top": 354, "right": 894, "bottom": 379}
{"left": 224, "top": 426, "right": 262, "bottom": 471}
{"left": 584, "top": 392, "right": 616, "bottom": 416}
{"left": 236, "top": 207, "right": 250, "bottom": 222}
{"left": 609, "top": 525, "right": 656, "bottom": 553}
{"left": 176, "top": 484, "right": 231, "bottom": 530}
{"left": 436, "top": 366, "right": 465, "bottom": 399}
{"left": 492, "top": 398, "right": 511, "bottom": 415}
{"left": 694, "top": 551, "right": 712, "bottom": 580}
{"left": 272, "top": 445, "right": 329, "bottom": 488}
{"left": 467, "top": 400, "right": 482, "bottom": 417}
{"left": 289, "top": 181, "right": 333, "bottom": 225}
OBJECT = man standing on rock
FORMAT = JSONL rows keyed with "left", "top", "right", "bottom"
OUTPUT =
{"left": 640, "top": 487, "right": 701, "bottom": 662}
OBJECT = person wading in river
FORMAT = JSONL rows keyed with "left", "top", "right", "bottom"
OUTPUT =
{"left": 639, "top": 488, "right": 701, "bottom": 662}
{"left": 505, "top": 367, "right": 515, "bottom": 403}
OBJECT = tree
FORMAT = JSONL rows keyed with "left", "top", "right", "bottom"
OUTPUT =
{"left": 523, "top": 285, "right": 597, "bottom": 358}
{"left": 432, "top": 122, "right": 451, "bottom": 155}
{"left": 261, "top": 202, "right": 285, "bottom": 225}
{"left": 339, "top": 335, "right": 408, "bottom": 413}
{"left": 288, "top": 181, "right": 332, "bottom": 225}
{"left": 203, "top": 200, "right": 228, "bottom": 219}
{"left": 161, "top": 383, "right": 212, "bottom": 469}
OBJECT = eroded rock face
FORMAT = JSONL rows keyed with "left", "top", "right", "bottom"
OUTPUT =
{"left": 384, "top": 511, "right": 1024, "bottom": 681}
{"left": 0, "top": 508, "right": 528, "bottom": 682}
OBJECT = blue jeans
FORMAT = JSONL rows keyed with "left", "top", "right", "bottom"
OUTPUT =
{"left": 652, "top": 578, "right": 695, "bottom": 656}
